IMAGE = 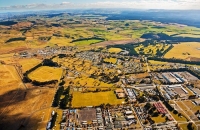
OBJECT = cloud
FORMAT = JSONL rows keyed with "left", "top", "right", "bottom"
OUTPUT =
{"left": 0, "top": 0, "right": 200, "bottom": 11}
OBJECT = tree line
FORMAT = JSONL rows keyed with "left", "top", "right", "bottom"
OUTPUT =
{"left": 23, "top": 59, "right": 59, "bottom": 86}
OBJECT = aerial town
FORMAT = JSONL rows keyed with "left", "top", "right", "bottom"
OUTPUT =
{"left": 0, "top": 8, "right": 200, "bottom": 130}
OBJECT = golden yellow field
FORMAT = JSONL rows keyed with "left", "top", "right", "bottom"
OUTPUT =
{"left": 49, "top": 36, "right": 73, "bottom": 46}
{"left": 0, "top": 65, "right": 55, "bottom": 129}
{"left": 72, "top": 91, "right": 124, "bottom": 107}
{"left": 0, "top": 65, "right": 20, "bottom": 94}
{"left": 108, "top": 48, "right": 122, "bottom": 53}
{"left": 28, "top": 66, "right": 63, "bottom": 82}
{"left": 104, "top": 58, "right": 117, "bottom": 64}
{"left": 165, "top": 42, "right": 200, "bottom": 60}
{"left": 149, "top": 60, "right": 168, "bottom": 64}
{"left": 18, "top": 58, "right": 42, "bottom": 72}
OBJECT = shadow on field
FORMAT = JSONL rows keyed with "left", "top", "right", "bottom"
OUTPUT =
{"left": 0, "top": 88, "right": 48, "bottom": 130}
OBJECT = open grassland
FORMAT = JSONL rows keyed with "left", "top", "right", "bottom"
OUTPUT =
{"left": 28, "top": 66, "right": 62, "bottom": 82}
{"left": 0, "top": 41, "right": 27, "bottom": 54}
{"left": 18, "top": 58, "right": 42, "bottom": 73}
{"left": 0, "top": 65, "right": 20, "bottom": 94}
{"left": 0, "top": 53, "right": 16, "bottom": 64}
{"left": 0, "top": 65, "right": 55, "bottom": 129}
{"left": 165, "top": 42, "right": 200, "bottom": 60}
{"left": 72, "top": 91, "right": 124, "bottom": 107}
{"left": 48, "top": 36, "right": 73, "bottom": 46}
{"left": 63, "top": 27, "right": 94, "bottom": 39}
{"left": 1, "top": 20, "right": 200, "bottom": 54}
{"left": 108, "top": 47, "right": 122, "bottom": 53}
{"left": 104, "top": 58, "right": 117, "bottom": 64}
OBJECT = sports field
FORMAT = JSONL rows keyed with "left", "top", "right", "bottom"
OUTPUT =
{"left": 28, "top": 66, "right": 63, "bottom": 82}
{"left": 165, "top": 42, "right": 200, "bottom": 60}
{"left": 72, "top": 91, "right": 124, "bottom": 107}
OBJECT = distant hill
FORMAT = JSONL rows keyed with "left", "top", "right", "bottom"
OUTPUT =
{"left": 106, "top": 10, "right": 200, "bottom": 28}
{"left": 141, "top": 32, "right": 200, "bottom": 42}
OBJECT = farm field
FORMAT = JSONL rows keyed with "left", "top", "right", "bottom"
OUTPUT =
{"left": 72, "top": 91, "right": 124, "bottom": 107}
{"left": 73, "top": 39, "right": 104, "bottom": 46}
{"left": 18, "top": 58, "right": 42, "bottom": 72}
{"left": 148, "top": 60, "right": 168, "bottom": 65}
{"left": 0, "top": 65, "right": 21, "bottom": 96}
{"left": 48, "top": 36, "right": 73, "bottom": 46}
{"left": 28, "top": 66, "right": 63, "bottom": 82}
{"left": 164, "top": 42, "right": 200, "bottom": 60}
{"left": 104, "top": 58, "right": 117, "bottom": 64}
{"left": 0, "top": 64, "right": 55, "bottom": 130}
{"left": 108, "top": 47, "right": 122, "bottom": 53}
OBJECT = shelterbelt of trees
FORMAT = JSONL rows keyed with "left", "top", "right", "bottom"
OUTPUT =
{"left": 23, "top": 58, "right": 59, "bottom": 86}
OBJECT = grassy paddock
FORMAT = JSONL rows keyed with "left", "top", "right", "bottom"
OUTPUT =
{"left": 104, "top": 58, "right": 117, "bottom": 64}
{"left": 108, "top": 48, "right": 122, "bottom": 53}
{"left": 165, "top": 42, "right": 200, "bottom": 60}
{"left": 18, "top": 58, "right": 42, "bottom": 72}
{"left": 73, "top": 39, "right": 103, "bottom": 46}
{"left": 28, "top": 66, "right": 62, "bottom": 82}
{"left": 72, "top": 91, "right": 124, "bottom": 107}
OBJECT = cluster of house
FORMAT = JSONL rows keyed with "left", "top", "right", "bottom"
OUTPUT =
{"left": 75, "top": 51, "right": 144, "bottom": 74}
{"left": 17, "top": 46, "right": 76, "bottom": 58}
{"left": 76, "top": 51, "right": 103, "bottom": 65}
{"left": 59, "top": 106, "right": 140, "bottom": 130}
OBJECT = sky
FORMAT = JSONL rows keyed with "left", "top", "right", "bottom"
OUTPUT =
{"left": 0, "top": 0, "right": 200, "bottom": 11}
